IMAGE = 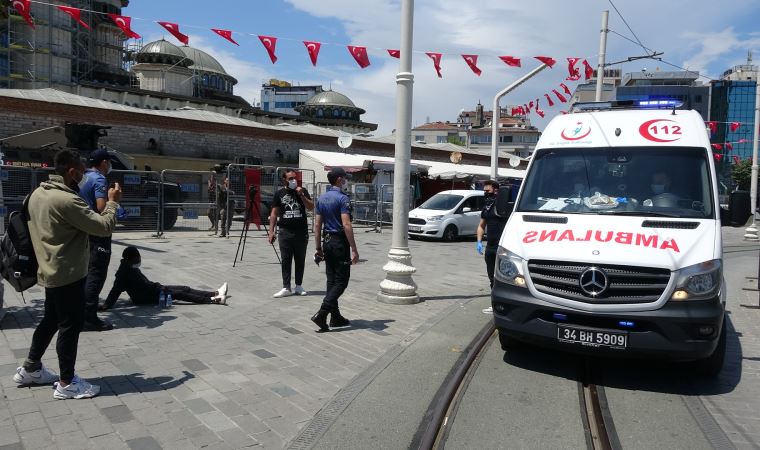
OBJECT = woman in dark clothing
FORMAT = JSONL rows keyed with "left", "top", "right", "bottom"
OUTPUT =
{"left": 99, "top": 247, "right": 229, "bottom": 311}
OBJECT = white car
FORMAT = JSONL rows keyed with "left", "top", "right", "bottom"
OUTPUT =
{"left": 408, "top": 190, "right": 484, "bottom": 241}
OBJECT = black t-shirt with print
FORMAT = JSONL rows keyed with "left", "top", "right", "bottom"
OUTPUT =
{"left": 272, "top": 187, "right": 311, "bottom": 230}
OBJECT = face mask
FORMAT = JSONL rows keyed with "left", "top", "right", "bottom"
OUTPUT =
{"left": 106, "top": 164, "right": 113, "bottom": 175}
{"left": 484, "top": 192, "right": 495, "bottom": 200}
{"left": 651, "top": 184, "right": 665, "bottom": 195}
{"left": 341, "top": 179, "right": 348, "bottom": 187}
{"left": 287, "top": 179, "right": 297, "bottom": 190}
{"left": 574, "top": 183, "right": 585, "bottom": 193}
{"left": 132, "top": 263, "right": 141, "bottom": 269}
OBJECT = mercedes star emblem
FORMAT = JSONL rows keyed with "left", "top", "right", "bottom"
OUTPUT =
{"left": 579, "top": 267, "right": 609, "bottom": 297}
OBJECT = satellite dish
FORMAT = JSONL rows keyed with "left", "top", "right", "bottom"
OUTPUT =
{"left": 450, "top": 151, "right": 463, "bottom": 164}
{"left": 337, "top": 132, "right": 353, "bottom": 149}
{"left": 509, "top": 156, "right": 520, "bottom": 168}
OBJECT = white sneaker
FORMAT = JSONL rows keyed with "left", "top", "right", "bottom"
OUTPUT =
{"left": 13, "top": 365, "right": 59, "bottom": 385}
{"left": 53, "top": 375, "right": 100, "bottom": 400}
{"left": 482, "top": 307, "right": 493, "bottom": 314}
{"left": 211, "top": 295, "right": 228, "bottom": 305}
{"left": 293, "top": 286, "right": 307, "bottom": 296}
{"left": 273, "top": 288, "right": 292, "bottom": 298}
{"left": 217, "top": 282, "right": 228, "bottom": 298}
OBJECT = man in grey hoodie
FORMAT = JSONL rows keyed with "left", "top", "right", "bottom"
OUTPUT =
{"left": 11, "top": 149, "right": 122, "bottom": 400}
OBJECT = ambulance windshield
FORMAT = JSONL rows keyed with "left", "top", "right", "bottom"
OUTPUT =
{"left": 516, "top": 147, "right": 714, "bottom": 219}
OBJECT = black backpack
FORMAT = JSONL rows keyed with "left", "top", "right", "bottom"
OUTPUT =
{"left": 0, "top": 195, "right": 38, "bottom": 294}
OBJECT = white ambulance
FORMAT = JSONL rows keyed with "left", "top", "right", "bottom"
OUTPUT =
{"left": 491, "top": 101, "right": 751, "bottom": 375}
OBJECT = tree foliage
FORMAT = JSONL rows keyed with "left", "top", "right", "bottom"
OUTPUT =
{"left": 731, "top": 159, "right": 753, "bottom": 190}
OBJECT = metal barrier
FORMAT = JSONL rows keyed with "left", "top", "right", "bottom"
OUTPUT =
{"left": 350, "top": 183, "right": 379, "bottom": 225}
{"left": 379, "top": 184, "right": 415, "bottom": 225}
{"left": 160, "top": 170, "right": 217, "bottom": 234}
{"left": 0, "top": 166, "right": 35, "bottom": 231}
{"left": 109, "top": 170, "right": 162, "bottom": 233}
{"left": 225, "top": 164, "right": 277, "bottom": 233}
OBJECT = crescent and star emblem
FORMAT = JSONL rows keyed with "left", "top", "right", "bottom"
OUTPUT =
{"left": 263, "top": 39, "right": 272, "bottom": 48}
{"left": 307, "top": 43, "right": 316, "bottom": 52}
{"left": 115, "top": 17, "right": 126, "bottom": 27}
{"left": 13, "top": 1, "right": 25, "bottom": 13}
{"left": 165, "top": 23, "right": 174, "bottom": 30}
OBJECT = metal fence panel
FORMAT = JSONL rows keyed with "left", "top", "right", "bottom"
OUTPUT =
{"left": 349, "top": 183, "right": 379, "bottom": 225}
{"left": 109, "top": 170, "right": 161, "bottom": 233}
{"left": 225, "top": 164, "right": 277, "bottom": 233}
{"left": 160, "top": 170, "right": 217, "bottom": 233}
{"left": 379, "top": 184, "right": 415, "bottom": 225}
{"left": 0, "top": 166, "right": 34, "bottom": 231}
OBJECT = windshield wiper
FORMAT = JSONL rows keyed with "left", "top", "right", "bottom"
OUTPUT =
{"left": 596, "top": 210, "right": 683, "bottom": 218}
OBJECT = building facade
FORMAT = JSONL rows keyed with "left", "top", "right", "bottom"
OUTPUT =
{"left": 614, "top": 70, "right": 710, "bottom": 119}
{"left": 260, "top": 80, "right": 322, "bottom": 115}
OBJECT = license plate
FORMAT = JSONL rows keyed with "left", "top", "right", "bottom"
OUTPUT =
{"left": 557, "top": 324, "right": 627, "bottom": 350}
{"left": 408, "top": 226, "right": 421, "bottom": 232}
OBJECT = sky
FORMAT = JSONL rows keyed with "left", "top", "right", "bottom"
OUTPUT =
{"left": 122, "top": 0, "right": 760, "bottom": 136}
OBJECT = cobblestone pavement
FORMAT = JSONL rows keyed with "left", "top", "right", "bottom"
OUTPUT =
{"left": 0, "top": 226, "right": 490, "bottom": 449}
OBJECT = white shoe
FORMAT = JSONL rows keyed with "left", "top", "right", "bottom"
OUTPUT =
{"left": 482, "top": 307, "right": 493, "bottom": 314}
{"left": 273, "top": 288, "right": 292, "bottom": 298}
{"left": 13, "top": 365, "right": 59, "bottom": 385}
{"left": 53, "top": 375, "right": 100, "bottom": 400}
{"left": 211, "top": 295, "right": 228, "bottom": 305}
{"left": 293, "top": 286, "right": 307, "bottom": 296}
{"left": 217, "top": 282, "right": 228, "bottom": 298}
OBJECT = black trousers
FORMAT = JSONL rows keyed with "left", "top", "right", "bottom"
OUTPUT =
{"left": 163, "top": 285, "right": 216, "bottom": 304}
{"left": 25, "top": 278, "right": 86, "bottom": 383}
{"left": 485, "top": 245, "right": 498, "bottom": 288}
{"left": 278, "top": 227, "right": 308, "bottom": 289}
{"left": 321, "top": 233, "right": 350, "bottom": 312}
{"left": 85, "top": 235, "right": 111, "bottom": 324}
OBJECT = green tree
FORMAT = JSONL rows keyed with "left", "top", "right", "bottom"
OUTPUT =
{"left": 731, "top": 159, "right": 753, "bottom": 190}
{"left": 447, "top": 135, "right": 464, "bottom": 146}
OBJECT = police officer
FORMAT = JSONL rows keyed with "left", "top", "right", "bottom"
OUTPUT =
{"left": 312, "top": 167, "right": 359, "bottom": 331}
{"left": 476, "top": 180, "right": 509, "bottom": 314}
{"left": 79, "top": 148, "right": 115, "bottom": 331}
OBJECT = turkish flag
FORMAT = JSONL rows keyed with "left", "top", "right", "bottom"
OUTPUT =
{"left": 499, "top": 56, "right": 521, "bottom": 67}
{"left": 535, "top": 99, "right": 545, "bottom": 118}
{"left": 552, "top": 89, "right": 568, "bottom": 103}
{"left": 462, "top": 55, "right": 481, "bottom": 76}
{"left": 212, "top": 29, "right": 238, "bottom": 46}
{"left": 711, "top": 143, "right": 723, "bottom": 151}
{"left": 108, "top": 14, "right": 140, "bottom": 39}
{"left": 387, "top": 49, "right": 400, "bottom": 58}
{"left": 511, "top": 107, "right": 518, "bottom": 116}
{"left": 518, "top": 106, "right": 525, "bottom": 115}
{"left": 544, "top": 93, "right": 555, "bottom": 107}
{"left": 726, "top": 142, "right": 734, "bottom": 150}
{"left": 733, "top": 155, "right": 741, "bottom": 164}
{"left": 706, "top": 121, "right": 717, "bottom": 134}
{"left": 57, "top": 6, "right": 90, "bottom": 30}
{"left": 258, "top": 36, "right": 278, "bottom": 63}
{"left": 524, "top": 104, "right": 530, "bottom": 114}
{"left": 348, "top": 46, "right": 370, "bottom": 68}
{"left": 560, "top": 111, "right": 568, "bottom": 115}
{"left": 560, "top": 83, "right": 572, "bottom": 95}
{"left": 303, "top": 41, "right": 321, "bottom": 66}
{"left": 534, "top": 56, "right": 556, "bottom": 68}
{"left": 158, "top": 22, "right": 189, "bottom": 45}
{"left": 426, "top": 52, "right": 443, "bottom": 78}
{"left": 714, "top": 153, "right": 723, "bottom": 162}
{"left": 566, "top": 58, "right": 581, "bottom": 81}
{"left": 730, "top": 121, "right": 741, "bottom": 132}
{"left": 13, "top": 0, "right": 34, "bottom": 29}
{"left": 582, "top": 60, "right": 594, "bottom": 80}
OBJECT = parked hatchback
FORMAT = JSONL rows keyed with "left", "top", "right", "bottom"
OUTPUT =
{"left": 408, "top": 190, "right": 484, "bottom": 241}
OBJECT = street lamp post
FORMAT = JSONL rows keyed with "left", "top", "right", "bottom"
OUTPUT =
{"left": 378, "top": 0, "right": 419, "bottom": 304}
{"left": 744, "top": 74, "right": 760, "bottom": 240}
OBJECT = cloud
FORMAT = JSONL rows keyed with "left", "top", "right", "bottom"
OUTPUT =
{"left": 681, "top": 28, "right": 760, "bottom": 76}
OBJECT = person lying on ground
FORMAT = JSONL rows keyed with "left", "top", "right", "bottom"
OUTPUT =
{"left": 99, "top": 246, "right": 229, "bottom": 311}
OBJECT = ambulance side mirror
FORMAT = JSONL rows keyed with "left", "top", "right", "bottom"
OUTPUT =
{"left": 495, "top": 186, "right": 514, "bottom": 218}
{"left": 721, "top": 190, "right": 752, "bottom": 227}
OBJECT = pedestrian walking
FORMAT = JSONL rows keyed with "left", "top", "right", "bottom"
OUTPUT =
{"left": 269, "top": 169, "right": 314, "bottom": 297}
{"left": 12, "top": 149, "right": 121, "bottom": 399}
{"left": 477, "top": 180, "right": 510, "bottom": 314}
{"left": 311, "top": 167, "right": 359, "bottom": 331}
{"left": 100, "top": 247, "right": 229, "bottom": 309}
{"left": 79, "top": 148, "right": 115, "bottom": 331}
{"left": 216, "top": 176, "right": 233, "bottom": 237}
{"left": 207, "top": 175, "right": 218, "bottom": 232}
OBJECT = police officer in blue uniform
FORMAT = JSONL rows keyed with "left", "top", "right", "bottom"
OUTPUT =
{"left": 312, "top": 167, "right": 359, "bottom": 331}
{"left": 477, "top": 180, "right": 509, "bottom": 314}
{"left": 79, "top": 149, "right": 115, "bottom": 331}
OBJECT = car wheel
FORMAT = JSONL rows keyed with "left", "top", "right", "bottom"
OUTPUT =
{"left": 442, "top": 225, "right": 458, "bottom": 242}
{"left": 692, "top": 317, "right": 727, "bottom": 377}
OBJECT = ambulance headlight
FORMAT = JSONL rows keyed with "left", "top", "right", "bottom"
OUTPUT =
{"left": 495, "top": 247, "right": 526, "bottom": 287}
{"left": 670, "top": 260, "right": 721, "bottom": 301}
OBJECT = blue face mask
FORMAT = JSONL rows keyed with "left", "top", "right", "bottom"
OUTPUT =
{"left": 651, "top": 184, "right": 665, "bottom": 195}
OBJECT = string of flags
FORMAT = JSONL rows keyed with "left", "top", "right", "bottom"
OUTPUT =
{"left": 704, "top": 121, "right": 757, "bottom": 163}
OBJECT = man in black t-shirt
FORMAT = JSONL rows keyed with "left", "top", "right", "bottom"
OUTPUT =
{"left": 476, "top": 181, "right": 509, "bottom": 313}
{"left": 268, "top": 169, "right": 314, "bottom": 297}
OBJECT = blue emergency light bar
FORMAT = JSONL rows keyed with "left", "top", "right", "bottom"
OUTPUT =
{"left": 572, "top": 99, "right": 684, "bottom": 113}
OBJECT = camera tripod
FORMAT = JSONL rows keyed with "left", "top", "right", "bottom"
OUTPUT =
{"left": 233, "top": 185, "right": 281, "bottom": 267}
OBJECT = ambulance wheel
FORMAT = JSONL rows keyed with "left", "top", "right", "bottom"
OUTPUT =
{"left": 442, "top": 225, "right": 458, "bottom": 242}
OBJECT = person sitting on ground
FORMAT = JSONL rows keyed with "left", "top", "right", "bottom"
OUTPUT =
{"left": 99, "top": 247, "right": 229, "bottom": 310}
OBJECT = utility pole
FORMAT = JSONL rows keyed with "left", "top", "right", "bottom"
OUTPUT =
{"left": 595, "top": 10, "right": 609, "bottom": 102}
{"left": 744, "top": 73, "right": 760, "bottom": 240}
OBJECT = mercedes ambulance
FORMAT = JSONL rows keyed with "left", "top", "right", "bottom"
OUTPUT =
{"left": 491, "top": 101, "right": 750, "bottom": 375}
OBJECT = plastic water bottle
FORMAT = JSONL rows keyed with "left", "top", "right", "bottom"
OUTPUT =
{"left": 166, "top": 291, "right": 173, "bottom": 308}
{"left": 159, "top": 288, "right": 166, "bottom": 308}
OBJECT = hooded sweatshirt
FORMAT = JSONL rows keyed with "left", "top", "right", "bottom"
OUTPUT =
{"left": 27, "top": 175, "right": 118, "bottom": 288}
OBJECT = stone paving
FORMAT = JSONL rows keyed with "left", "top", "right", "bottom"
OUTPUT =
{"left": 0, "top": 225, "right": 490, "bottom": 449}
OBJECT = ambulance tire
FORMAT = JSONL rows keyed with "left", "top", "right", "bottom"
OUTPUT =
{"left": 693, "top": 317, "right": 726, "bottom": 377}
{"left": 442, "top": 225, "right": 458, "bottom": 242}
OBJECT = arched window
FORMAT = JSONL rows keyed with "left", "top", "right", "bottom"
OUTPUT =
{"left": 210, "top": 75, "right": 218, "bottom": 89}
{"left": 317, "top": 108, "right": 324, "bottom": 117}
{"left": 341, "top": 110, "right": 347, "bottom": 118}
{"left": 202, "top": 74, "right": 209, "bottom": 86}
{"left": 333, "top": 109, "right": 340, "bottom": 118}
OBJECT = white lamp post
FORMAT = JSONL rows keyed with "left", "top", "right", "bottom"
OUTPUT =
{"left": 744, "top": 74, "right": 760, "bottom": 240}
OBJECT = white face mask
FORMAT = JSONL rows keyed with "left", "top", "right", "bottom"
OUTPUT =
{"left": 651, "top": 184, "right": 665, "bottom": 195}
{"left": 106, "top": 164, "right": 113, "bottom": 175}
{"left": 132, "top": 263, "right": 141, "bottom": 269}
{"left": 287, "top": 179, "right": 297, "bottom": 190}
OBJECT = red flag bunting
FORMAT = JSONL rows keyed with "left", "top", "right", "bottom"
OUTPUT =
{"left": 387, "top": 49, "right": 400, "bottom": 58}
{"left": 511, "top": 107, "right": 519, "bottom": 116}
{"left": 499, "top": 56, "right": 521, "bottom": 67}
{"left": 582, "top": 59, "right": 594, "bottom": 80}
{"left": 529, "top": 100, "right": 534, "bottom": 110}
{"left": 303, "top": 41, "right": 321, "bottom": 66}
{"left": 566, "top": 58, "right": 581, "bottom": 81}
{"left": 258, "top": 35, "right": 278, "bottom": 63}
{"left": 348, "top": 46, "right": 370, "bottom": 68}
{"left": 714, "top": 153, "right": 723, "bottom": 162}
{"left": 212, "top": 29, "right": 238, "bottom": 46}
{"left": 553, "top": 89, "right": 567, "bottom": 103}
{"left": 706, "top": 121, "right": 717, "bottom": 134}
{"left": 739, "top": 139, "right": 748, "bottom": 143}
{"left": 560, "top": 111, "right": 569, "bottom": 115}
{"left": 534, "top": 56, "right": 556, "bottom": 68}
{"left": 158, "top": 22, "right": 189, "bottom": 45}
{"left": 544, "top": 93, "right": 555, "bottom": 107}
{"left": 733, "top": 155, "right": 741, "bottom": 164}
{"left": 523, "top": 103, "right": 530, "bottom": 114}
{"left": 12, "top": 0, "right": 34, "bottom": 29}
{"left": 726, "top": 142, "right": 734, "bottom": 150}
{"left": 535, "top": 99, "right": 545, "bottom": 118}
{"left": 461, "top": 55, "right": 481, "bottom": 76}
{"left": 57, "top": 5, "right": 90, "bottom": 30}
{"left": 711, "top": 143, "right": 722, "bottom": 151}
{"left": 560, "top": 83, "right": 572, "bottom": 96}
{"left": 426, "top": 52, "right": 443, "bottom": 78}
{"left": 730, "top": 121, "right": 741, "bottom": 132}
{"left": 108, "top": 14, "right": 140, "bottom": 39}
